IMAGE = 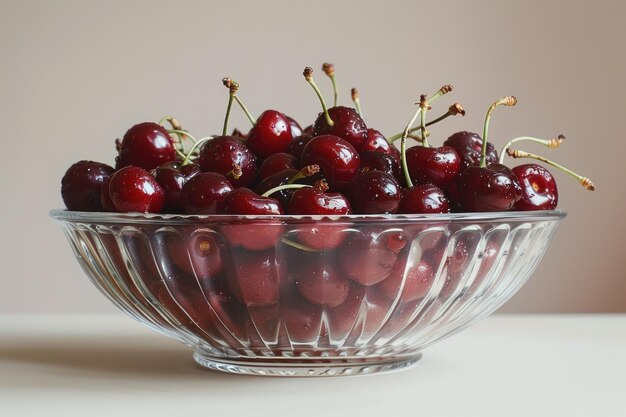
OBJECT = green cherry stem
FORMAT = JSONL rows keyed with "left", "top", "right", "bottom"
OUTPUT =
{"left": 481, "top": 96, "right": 517, "bottom": 167}
{"left": 351, "top": 88, "right": 363, "bottom": 118}
{"left": 506, "top": 148, "right": 596, "bottom": 191}
{"left": 287, "top": 164, "right": 320, "bottom": 184}
{"left": 303, "top": 67, "right": 334, "bottom": 126}
{"left": 399, "top": 103, "right": 424, "bottom": 188}
{"left": 386, "top": 102, "right": 465, "bottom": 143}
{"left": 498, "top": 135, "right": 565, "bottom": 164}
{"left": 222, "top": 89, "right": 234, "bottom": 136}
{"left": 322, "top": 63, "right": 338, "bottom": 107}
{"left": 261, "top": 183, "right": 311, "bottom": 198}
{"left": 222, "top": 77, "right": 257, "bottom": 126}
{"left": 419, "top": 94, "right": 431, "bottom": 147}
{"left": 281, "top": 238, "right": 321, "bottom": 252}
{"left": 181, "top": 136, "right": 214, "bottom": 165}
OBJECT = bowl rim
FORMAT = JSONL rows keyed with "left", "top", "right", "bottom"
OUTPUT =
{"left": 50, "top": 209, "right": 567, "bottom": 224}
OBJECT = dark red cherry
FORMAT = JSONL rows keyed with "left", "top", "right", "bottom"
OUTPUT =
{"left": 457, "top": 163, "right": 523, "bottom": 211}
{"left": 337, "top": 228, "right": 407, "bottom": 286}
{"left": 162, "top": 228, "right": 225, "bottom": 281}
{"left": 444, "top": 131, "right": 498, "bottom": 171}
{"left": 197, "top": 136, "right": 257, "bottom": 188}
{"left": 280, "top": 283, "right": 322, "bottom": 343}
{"left": 218, "top": 188, "right": 284, "bottom": 251}
{"left": 358, "top": 151, "right": 400, "bottom": 179}
{"left": 377, "top": 254, "right": 435, "bottom": 302}
{"left": 398, "top": 184, "right": 450, "bottom": 214}
{"left": 300, "top": 135, "right": 360, "bottom": 191}
{"left": 295, "top": 256, "right": 351, "bottom": 307}
{"left": 116, "top": 122, "right": 177, "bottom": 171}
{"left": 100, "top": 176, "right": 116, "bottom": 212}
{"left": 246, "top": 110, "right": 294, "bottom": 159}
{"left": 348, "top": 171, "right": 401, "bottom": 214}
{"left": 61, "top": 160, "right": 115, "bottom": 211}
{"left": 406, "top": 145, "right": 460, "bottom": 188}
{"left": 227, "top": 249, "right": 281, "bottom": 307}
{"left": 313, "top": 106, "right": 368, "bottom": 149}
{"left": 231, "top": 128, "right": 247, "bottom": 139}
{"left": 257, "top": 153, "right": 298, "bottom": 181}
{"left": 288, "top": 180, "right": 351, "bottom": 249}
{"left": 108, "top": 165, "right": 164, "bottom": 213}
{"left": 360, "top": 128, "right": 397, "bottom": 159}
{"left": 255, "top": 168, "right": 299, "bottom": 207}
{"left": 286, "top": 115, "right": 303, "bottom": 138}
{"left": 512, "top": 164, "right": 558, "bottom": 210}
{"left": 286, "top": 134, "right": 313, "bottom": 160}
{"left": 153, "top": 161, "right": 201, "bottom": 213}
{"left": 182, "top": 172, "right": 233, "bottom": 214}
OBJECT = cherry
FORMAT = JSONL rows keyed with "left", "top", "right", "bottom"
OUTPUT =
{"left": 287, "top": 180, "right": 352, "bottom": 249}
{"left": 280, "top": 283, "right": 323, "bottom": 343}
{"left": 246, "top": 110, "right": 294, "bottom": 159}
{"left": 61, "top": 160, "right": 114, "bottom": 211}
{"left": 300, "top": 135, "right": 360, "bottom": 191}
{"left": 255, "top": 168, "right": 299, "bottom": 207}
{"left": 181, "top": 172, "right": 233, "bottom": 214}
{"left": 348, "top": 170, "right": 402, "bottom": 214}
{"left": 163, "top": 228, "right": 225, "bottom": 282}
{"left": 398, "top": 183, "right": 450, "bottom": 214}
{"left": 218, "top": 188, "right": 284, "bottom": 251}
{"left": 361, "top": 129, "right": 400, "bottom": 161}
{"left": 153, "top": 161, "right": 201, "bottom": 213}
{"left": 405, "top": 145, "right": 460, "bottom": 188}
{"left": 358, "top": 150, "right": 400, "bottom": 179}
{"left": 100, "top": 176, "right": 116, "bottom": 212}
{"left": 108, "top": 165, "right": 164, "bottom": 213}
{"left": 511, "top": 164, "right": 558, "bottom": 210}
{"left": 295, "top": 255, "right": 351, "bottom": 307}
{"left": 444, "top": 131, "right": 499, "bottom": 171}
{"left": 197, "top": 136, "right": 258, "bottom": 188}
{"left": 286, "top": 115, "right": 303, "bottom": 138}
{"left": 231, "top": 128, "right": 247, "bottom": 139}
{"left": 227, "top": 249, "right": 281, "bottom": 307}
{"left": 337, "top": 228, "right": 407, "bottom": 286}
{"left": 286, "top": 134, "right": 313, "bottom": 160}
{"left": 326, "top": 284, "right": 366, "bottom": 339}
{"left": 116, "top": 122, "right": 177, "bottom": 171}
{"left": 303, "top": 67, "right": 368, "bottom": 149}
{"left": 377, "top": 254, "right": 435, "bottom": 302}
{"left": 458, "top": 163, "right": 522, "bottom": 211}
{"left": 257, "top": 152, "right": 298, "bottom": 181}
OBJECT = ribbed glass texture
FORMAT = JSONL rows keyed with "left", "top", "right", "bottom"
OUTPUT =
{"left": 51, "top": 210, "right": 564, "bottom": 376}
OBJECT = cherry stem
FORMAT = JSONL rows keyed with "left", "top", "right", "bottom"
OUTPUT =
{"left": 261, "top": 183, "right": 311, "bottom": 198}
{"left": 226, "top": 164, "right": 243, "bottom": 181}
{"left": 287, "top": 164, "right": 320, "bottom": 184}
{"left": 223, "top": 77, "right": 257, "bottom": 126}
{"left": 167, "top": 129, "right": 197, "bottom": 144}
{"left": 399, "top": 104, "right": 424, "bottom": 188}
{"left": 322, "top": 63, "right": 338, "bottom": 107}
{"left": 498, "top": 135, "right": 565, "bottom": 164}
{"left": 181, "top": 136, "right": 214, "bottom": 165}
{"left": 506, "top": 148, "right": 596, "bottom": 191}
{"left": 351, "top": 88, "right": 363, "bottom": 118}
{"left": 481, "top": 96, "right": 517, "bottom": 167}
{"left": 159, "top": 115, "right": 182, "bottom": 130}
{"left": 222, "top": 93, "right": 234, "bottom": 136}
{"left": 303, "top": 67, "right": 334, "bottom": 126}
{"left": 386, "top": 102, "right": 464, "bottom": 143}
{"left": 281, "top": 238, "right": 321, "bottom": 252}
{"left": 419, "top": 94, "right": 431, "bottom": 148}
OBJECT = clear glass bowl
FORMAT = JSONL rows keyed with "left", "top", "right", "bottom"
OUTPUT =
{"left": 50, "top": 210, "right": 565, "bottom": 376}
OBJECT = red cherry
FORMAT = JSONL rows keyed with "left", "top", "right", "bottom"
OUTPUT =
{"left": 348, "top": 170, "right": 401, "bottom": 214}
{"left": 181, "top": 172, "right": 233, "bottom": 214}
{"left": 326, "top": 284, "right": 366, "bottom": 340}
{"left": 405, "top": 145, "right": 460, "bottom": 188}
{"left": 300, "top": 135, "right": 360, "bottom": 191}
{"left": 218, "top": 188, "right": 284, "bottom": 251}
{"left": 164, "top": 228, "right": 225, "bottom": 282}
{"left": 108, "top": 166, "right": 164, "bottom": 213}
{"left": 358, "top": 150, "right": 401, "bottom": 180}
{"left": 280, "top": 283, "right": 322, "bottom": 343}
{"left": 295, "top": 256, "right": 351, "bottom": 307}
{"left": 457, "top": 163, "right": 522, "bottom": 211}
{"left": 285, "top": 115, "right": 303, "bottom": 138}
{"left": 313, "top": 106, "right": 368, "bottom": 149}
{"left": 377, "top": 254, "right": 435, "bottom": 302}
{"left": 257, "top": 153, "right": 298, "bottom": 181}
{"left": 360, "top": 128, "right": 397, "bottom": 158}
{"left": 153, "top": 161, "right": 201, "bottom": 213}
{"left": 444, "top": 131, "right": 499, "bottom": 171}
{"left": 246, "top": 110, "right": 294, "bottom": 159}
{"left": 512, "top": 164, "right": 558, "bottom": 210}
{"left": 398, "top": 184, "right": 450, "bottom": 214}
{"left": 116, "top": 122, "right": 177, "bottom": 171}
{"left": 337, "top": 228, "right": 406, "bottom": 286}
{"left": 197, "top": 136, "right": 258, "bottom": 188}
{"left": 227, "top": 249, "right": 281, "bottom": 307}
{"left": 286, "top": 134, "right": 313, "bottom": 160}
{"left": 61, "top": 160, "right": 114, "bottom": 211}
{"left": 288, "top": 180, "right": 351, "bottom": 249}
{"left": 100, "top": 176, "right": 116, "bottom": 212}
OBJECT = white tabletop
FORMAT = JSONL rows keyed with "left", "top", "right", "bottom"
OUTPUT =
{"left": 1, "top": 314, "right": 624, "bottom": 417}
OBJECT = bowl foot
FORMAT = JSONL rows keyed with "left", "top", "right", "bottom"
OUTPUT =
{"left": 192, "top": 350, "right": 422, "bottom": 377}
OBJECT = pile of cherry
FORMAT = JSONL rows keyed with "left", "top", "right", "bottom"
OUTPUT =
{"left": 62, "top": 64, "right": 595, "bottom": 219}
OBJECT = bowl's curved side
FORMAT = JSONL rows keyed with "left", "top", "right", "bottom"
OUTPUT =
{"left": 54, "top": 216, "right": 562, "bottom": 373}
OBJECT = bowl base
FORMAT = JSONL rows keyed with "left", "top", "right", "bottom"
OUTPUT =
{"left": 192, "top": 351, "right": 422, "bottom": 377}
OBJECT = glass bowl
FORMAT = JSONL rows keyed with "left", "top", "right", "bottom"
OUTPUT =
{"left": 50, "top": 210, "right": 565, "bottom": 376}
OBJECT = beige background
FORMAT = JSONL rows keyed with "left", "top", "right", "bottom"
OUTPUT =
{"left": 0, "top": 0, "right": 624, "bottom": 313}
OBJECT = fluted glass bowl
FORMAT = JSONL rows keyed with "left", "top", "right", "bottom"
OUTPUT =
{"left": 51, "top": 210, "right": 565, "bottom": 376}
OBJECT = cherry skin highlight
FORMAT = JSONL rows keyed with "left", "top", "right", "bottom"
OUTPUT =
{"left": 512, "top": 164, "right": 558, "bottom": 210}
{"left": 246, "top": 110, "right": 294, "bottom": 159}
